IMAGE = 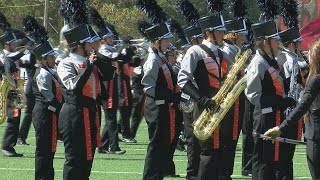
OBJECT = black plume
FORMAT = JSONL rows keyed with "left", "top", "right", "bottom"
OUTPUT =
{"left": 169, "top": 19, "right": 185, "bottom": 40}
{"left": 280, "top": 0, "right": 299, "bottom": 28}
{"left": 137, "top": 20, "right": 151, "bottom": 39}
{"left": 0, "top": 12, "right": 11, "bottom": 32}
{"left": 136, "top": 0, "right": 167, "bottom": 24}
{"left": 59, "top": 0, "right": 88, "bottom": 27}
{"left": 176, "top": 0, "right": 200, "bottom": 27}
{"left": 257, "top": 0, "right": 279, "bottom": 21}
{"left": 22, "top": 16, "right": 48, "bottom": 44}
{"left": 207, "top": 0, "right": 224, "bottom": 15}
{"left": 229, "top": 0, "right": 247, "bottom": 18}
{"left": 87, "top": 7, "right": 106, "bottom": 30}
{"left": 107, "top": 23, "right": 118, "bottom": 38}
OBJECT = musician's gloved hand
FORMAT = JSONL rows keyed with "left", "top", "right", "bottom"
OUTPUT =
{"left": 168, "top": 93, "right": 181, "bottom": 108}
{"left": 281, "top": 97, "right": 296, "bottom": 109}
{"left": 49, "top": 98, "right": 61, "bottom": 112}
{"left": 263, "top": 126, "right": 282, "bottom": 142}
{"left": 7, "top": 90, "right": 17, "bottom": 100}
{"left": 197, "top": 96, "right": 215, "bottom": 110}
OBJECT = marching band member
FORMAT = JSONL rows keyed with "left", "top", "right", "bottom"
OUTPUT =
{"left": 0, "top": 12, "right": 25, "bottom": 157}
{"left": 264, "top": 38, "right": 320, "bottom": 180}
{"left": 177, "top": 8, "right": 234, "bottom": 180}
{"left": 22, "top": 15, "right": 62, "bottom": 179}
{"left": 222, "top": 2, "right": 250, "bottom": 174}
{"left": 276, "top": 1, "right": 304, "bottom": 178}
{"left": 176, "top": 0, "right": 203, "bottom": 178}
{"left": 97, "top": 23, "right": 128, "bottom": 154}
{"left": 137, "top": 1, "right": 180, "bottom": 179}
{"left": 57, "top": 1, "right": 101, "bottom": 179}
{"left": 245, "top": 5, "right": 296, "bottom": 177}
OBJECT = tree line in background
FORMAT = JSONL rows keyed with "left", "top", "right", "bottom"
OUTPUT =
{"left": 0, "top": 0, "right": 263, "bottom": 45}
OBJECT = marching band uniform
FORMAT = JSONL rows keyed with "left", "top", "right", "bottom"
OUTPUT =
{"left": 141, "top": 22, "right": 177, "bottom": 180}
{"left": 117, "top": 49, "right": 139, "bottom": 142}
{"left": 0, "top": 29, "right": 24, "bottom": 157}
{"left": 32, "top": 41, "right": 62, "bottom": 180}
{"left": 277, "top": 27, "right": 304, "bottom": 180}
{"left": 178, "top": 14, "right": 234, "bottom": 179}
{"left": 176, "top": 0, "right": 204, "bottom": 176}
{"left": 57, "top": 23, "right": 101, "bottom": 179}
{"left": 18, "top": 52, "right": 36, "bottom": 145}
{"left": 245, "top": 21, "right": 295, "bottom": 180}
{"left": 130, "top": 65, "right": 145, "bottom": 139}
{"left": 98, "top": 42, "right": 127, "bottom": 153}
{"left": 221, "top": 18, "right": 250, "bottom": 178}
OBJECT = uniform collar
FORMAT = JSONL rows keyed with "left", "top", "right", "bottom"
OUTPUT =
{"left": 69, "top": 53, "right": 87, "bottom": 63}
{"left": 101, "top": 44, "right": 116, "bottom": 51}
{"left": 202, "top": 40, "right": 219, "bottom": 51}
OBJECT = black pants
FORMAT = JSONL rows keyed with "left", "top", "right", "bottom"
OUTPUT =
{"left": 242, "top": 98, "right": 254, "bottom": 175}
{"left": 119, "top": 106, "right": 132, "bottom": 139}
{"left": 59, "top": 103, "right": 97, "bottom": 180}
{"left": 101, "top": 106, "right": 121, "bottom": 151}
{"left": 33, "top": 102, "right": 56, "bottom": 180}
{"left": 130, "top": 89, "right": 144, "bottom": 139}
{"left": 307, "top": 139, "right": 320, "bottom": 179}
{"left": 2, "top": 100, "right": 21, "bottom": 151}
{"left": 166, "top": 110, "right": 183, "bottom": 175}
{"left": 143, "top": 98, "right": 171, "bottom": 180}
{"left": 183, "top": 110, "right": 200, "bottom": 179}
{"left": 18, "top": 93, "right": 35, "bottom": 141}
{"left": 252, "top": 109, "right": 290, "bottom": 180}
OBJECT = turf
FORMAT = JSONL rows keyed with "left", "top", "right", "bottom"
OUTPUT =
{"left": 0, "top": 112, "right": 312, "bottom": 180}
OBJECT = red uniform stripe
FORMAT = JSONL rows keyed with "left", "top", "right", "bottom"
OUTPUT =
{"left": 213, "top": 128, "right": 220, "bottom": 149}
{"left": 95, "top": 107, "right": 102, "bottom": 148}
{"left": 83, "top": 108, "right": 93, "bottom": 160}
{"left": 108, "top": 80, "right": 114, "bottom": 109}
{"left": 168, "top": 104, "right": 176, "bottom": 144}
{"left": 233, "top": 98, "right": 240, "bottom": 140}
{"left": 274, "top": 110, "right": 281, "bottom": 161}
{"left": 122, "top": 80, "right": 129, "bottom": 106}
{"left": 52, "top": 112, "right": 57, "bottom": 152}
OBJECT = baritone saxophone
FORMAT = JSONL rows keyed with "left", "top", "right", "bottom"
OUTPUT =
{"left": 193, "top": 49, "right": 252, "bottom": 141}
{"left": 0, "top": 75, "right": 25, "bottom": 125}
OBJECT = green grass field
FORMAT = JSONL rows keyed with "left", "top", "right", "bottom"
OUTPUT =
{"left": 0, "top": 112, "right": 312, "bottom": 180}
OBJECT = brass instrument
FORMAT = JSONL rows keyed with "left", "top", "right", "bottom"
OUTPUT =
{"left": 193, "top": 49, "right": 252, "bottom": 141}
{"left": 0, "top": 72, "right": 26, "bottom": 125}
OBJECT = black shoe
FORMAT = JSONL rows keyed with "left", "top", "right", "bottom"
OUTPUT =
{"left": 1, "top": 149, "right": 23, "bottom": 157}
{"left": 97, "top": 148, "right": 109, "bottom": 154}
{"left": 108, "top": 149, "right": 126, "bottom": 155}
{"left": 176, "top": 144, "right": 186, "bottom": 152}
{"left": 122, "top": 138, "right": 137, "bottom": 143}
{"left": 165, "top": 174, "right": 180, "bottom": 178}
{"left": 17, "top": 139, "right": 29, "bottom": 146}
{"left": 242, "top": 170, "right": 252, "bottom": 177}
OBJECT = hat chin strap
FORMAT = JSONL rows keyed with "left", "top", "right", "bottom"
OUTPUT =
{"left": 267, "top": 38, "right": 276, "bottom": 60}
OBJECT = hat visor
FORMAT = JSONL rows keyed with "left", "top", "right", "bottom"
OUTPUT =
{"left": 269, "top": 33, "right": 281, "bottom": 40}
{"left": 80, "top": 36, "right": 94, "bottom": 43}
{"left": 160, "top": 32, "right": 173, "bottom": 39}
{"left": 293, "top": 37, "right": 303, "bottom": 42}
{"left": 91, "top": 36, "right": 102, "bottom": 42}
{"left": 42, "top": 50, "right": 56, "bottom": 57}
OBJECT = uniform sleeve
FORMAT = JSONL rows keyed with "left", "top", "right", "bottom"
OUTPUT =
{"left": 279, "top": 76, "right": 320, "bottom": 132}
{"left": 141, "top": 57, "right": 159, "bottom": 98}
{"left": 36, "top": 70, "right": 54, "bottom": 102}
{"left": 245, "top": 58, "right": 265, "bottom": 107}
{"left": 57, "top": 60, "right": 93, "bottom": 90}
{"left": 177, "top": 48, "right": 200, "bottom": 89}
{"left": 99, "top": 49, "right": 119, "bottom": 59}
